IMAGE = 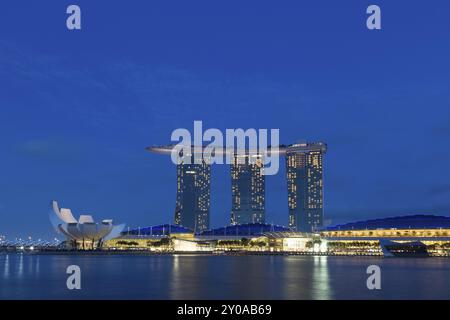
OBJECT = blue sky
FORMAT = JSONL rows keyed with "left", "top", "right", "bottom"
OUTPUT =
{"left": 1, "top": 1, "right": 450, "bottom": 238}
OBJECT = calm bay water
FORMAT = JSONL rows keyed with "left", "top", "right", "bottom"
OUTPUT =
{"left": 1, "top": 253, "right": 450, "bottom": 300}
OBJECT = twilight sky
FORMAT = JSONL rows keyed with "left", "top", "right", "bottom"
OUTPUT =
{"left": 1, "top": 1, "right": 450, "bottom": 239}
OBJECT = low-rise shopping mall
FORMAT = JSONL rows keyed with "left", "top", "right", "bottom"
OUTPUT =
{"left": 103, "top": 215, "right": 450, "bottom": 257}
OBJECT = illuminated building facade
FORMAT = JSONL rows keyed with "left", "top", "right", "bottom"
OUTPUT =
{"left": 49, "top": 201, "right": 124, "bottom": 250}
{"left": 321, "top": 215, "right": 450, "bottom": 257}
{"left": 102, "top": 215, "right": 450, "bottom": 257}
{"left": 146, "top": 142, "right": 327, "bottom": 232}
{"left": 174, "top": 155, "right": 211, "bottom": 233}
{"left": 230, "top": 154, "right": 265, "bottom": 225}
{"left": 286, "top": 142, "right": 327, "bottom": 232}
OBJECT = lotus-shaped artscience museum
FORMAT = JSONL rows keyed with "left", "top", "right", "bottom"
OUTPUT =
{"left": 50, "top": 200, "right": 125, "bottom": 249}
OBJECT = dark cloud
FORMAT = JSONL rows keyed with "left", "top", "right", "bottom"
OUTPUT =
{"left": 326, "top": 206, "right": 450, "bottom": 227}
{"left": 14, "top": 139, "right": 84, "bottom": 163}
{"left": 428, "top": 185, "right": 450, "bottom": 197}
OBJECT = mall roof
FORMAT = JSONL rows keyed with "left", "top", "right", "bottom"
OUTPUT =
{"left": 123, "top": 224, "right": 193, "bottom": 236}
{"left": 198, "top": 223, "right": 291, "bottom": 237}
{"left": 324, "top": 215, "right": 450, "bottom": 231}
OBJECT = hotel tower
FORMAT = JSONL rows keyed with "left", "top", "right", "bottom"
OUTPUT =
{"left": 174, "top": 154, "right": 211, "bottom": 233}
{"left": 285, "top": 142, "right": 327, "bottom": 232}
{"left": 230, "top": 154, "right": 265, "bottom": 225}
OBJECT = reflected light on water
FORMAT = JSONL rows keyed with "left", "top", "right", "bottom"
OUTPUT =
{"left": 3, "top": 255, "right": 9, "bottom": 278}
{"left": 169, "top": 255, "right": 202, "bottom": 300}
{"left": 28, "top": 255, "right": 34, "bottom": 274}
{"left": 1, "top": 255, "right": 450, "bottom": 299}
{"left": 35, "top": 256, "right": 40, "bottom": 276}
{"left": 18, "top": 254, "right": 23, "bottom": 278}
{"left": 173, "top": 254, "right": 180, "bottom": 273}
{"left": 312, "top": 256, "right": 332, "bottom": 300}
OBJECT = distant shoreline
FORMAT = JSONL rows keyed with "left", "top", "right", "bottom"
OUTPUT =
{"left": 0, "top": 248, "right": 433, "bottom": 258}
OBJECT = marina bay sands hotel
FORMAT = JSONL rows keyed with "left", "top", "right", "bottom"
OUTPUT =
{"left": 147, "top": 142, "right": 327, "bottom": 233}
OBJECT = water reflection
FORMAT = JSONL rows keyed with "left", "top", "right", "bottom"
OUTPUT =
{"left": 312, "top": 256, "right": 332, "bottom": 300}
{"left": 1, "top": 254, "right": 450, "bottom": 299}
{"left": 18, "top": 254, "right": 23, "bottom": 278}
{"left": 35, "top": 256, "right": 40, "bottom": 276}
{"left": 3, "top": 254, "right": 9, "bottom": 278}
{"left": 172, "top": 254, "right": 180, "bottom": 273}
{"left": 170, "top": 255, "right": 209, "bottom": 300}
{"left": 28, "top": 255, "right": 34, "bottom": 274}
